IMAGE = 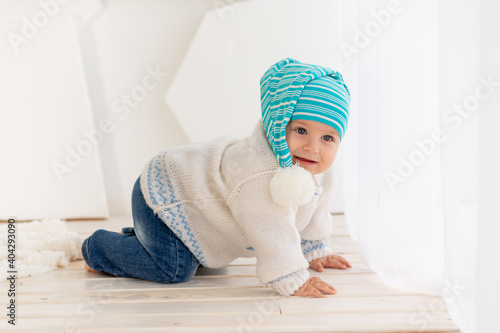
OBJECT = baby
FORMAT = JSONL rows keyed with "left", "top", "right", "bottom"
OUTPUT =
{"left": 82, "top": 58, "right": 352, "bottom": 298}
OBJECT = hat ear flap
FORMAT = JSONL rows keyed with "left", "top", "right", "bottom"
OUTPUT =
{"left": 270, "top": 165, "right": 315, "bottom": 207}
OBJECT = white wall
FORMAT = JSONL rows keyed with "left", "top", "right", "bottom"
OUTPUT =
{"left": 80, "top": 0, "right": 345, "bottom": 215}
{"left": 0, "top": 0, "right": 110, "bottom": 220}
{"left": 164, "top": 0, "right": 346, "bottom": 213}
{"left": 2, "top": 0, "right": 346, "bottom": 218}
{"left": 78, "top": 0, "right": 217, "bottom": 215}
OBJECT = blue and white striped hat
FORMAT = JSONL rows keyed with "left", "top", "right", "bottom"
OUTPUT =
{"left": 260, "top": 58, "right": 350, "bottom": 169}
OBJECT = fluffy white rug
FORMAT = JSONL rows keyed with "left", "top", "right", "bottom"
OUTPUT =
{"left": 0, "top": 219, "right": 85, "bottom": 280}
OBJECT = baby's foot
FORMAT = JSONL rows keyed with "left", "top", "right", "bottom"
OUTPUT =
{"left": 84, "top": 261, "right": 97, "bottom": 273}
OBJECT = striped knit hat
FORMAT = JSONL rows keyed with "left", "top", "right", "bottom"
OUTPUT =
{"left": 260, "top": 58, "right": 350, "bottom": 169}
{"left": 260, "top": 58, "right": 350, "bottom": 207}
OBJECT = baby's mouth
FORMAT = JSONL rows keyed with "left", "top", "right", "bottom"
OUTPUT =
{"left": 295, "top": 156, "right": 318, "bottom": 164}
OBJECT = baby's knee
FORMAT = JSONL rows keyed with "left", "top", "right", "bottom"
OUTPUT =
{"left": 172, "top": 262, "right": 199, "bottom": 283}
{"left": 148, "top": 265, "right": 196, "bottom": 284}
{"left": 147, "top": 270, "right": 194, "bottom": 284}
{"left": 173, "top": 272, "right": 195, "bottom": 284}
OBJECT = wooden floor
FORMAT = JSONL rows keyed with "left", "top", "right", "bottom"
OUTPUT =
{"left": 1, "top": 215, "right": 459, "bottom": 332}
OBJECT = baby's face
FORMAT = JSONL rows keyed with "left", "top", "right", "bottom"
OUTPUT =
{"left": 285, "top": 119, "right": 341, "bottom": 175}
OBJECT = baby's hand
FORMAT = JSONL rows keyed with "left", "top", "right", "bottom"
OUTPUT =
{"left": 292, "top": 277, "right": 336, "bottom": 298}
{"left": 309, "top": 255, "right": 352, "bottom": 272}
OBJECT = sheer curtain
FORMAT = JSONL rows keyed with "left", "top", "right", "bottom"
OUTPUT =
{"left": 342, "top": 0, "right": 499, "bottom": 332}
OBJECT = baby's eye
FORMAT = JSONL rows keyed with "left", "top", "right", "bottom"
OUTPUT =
{"left": 295, "top": 128, "right": 306, "bottom": 135}
{"left": 322, "top": 135, "right": 334, "bottom": 142}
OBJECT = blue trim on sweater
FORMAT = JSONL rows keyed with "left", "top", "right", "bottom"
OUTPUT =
{"left": 301, "top": 239, "right": 326, "bottom": 255}
{"left": 269, "top": 269, "right": 302, "bottom": 284}
{"left": 146, "top": 151, "right": 207, "bottom": 266}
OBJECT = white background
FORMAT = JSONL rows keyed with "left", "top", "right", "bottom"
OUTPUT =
{"left": 0, "top": 0, "right": 346, "bottom": 219}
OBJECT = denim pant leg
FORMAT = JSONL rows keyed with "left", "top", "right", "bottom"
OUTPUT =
{"left": 82, "top": 176, "right": 200, "bottom": 283}
{"left": 131, "top": 176, "right": 200, "bottom": 282}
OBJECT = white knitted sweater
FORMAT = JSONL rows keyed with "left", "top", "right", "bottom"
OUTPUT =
{"left": 140, "top": 121, "right": 335, "bottom": 296}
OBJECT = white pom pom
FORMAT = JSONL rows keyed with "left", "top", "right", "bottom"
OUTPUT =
{"left": 270, "top": 165, "right": 316, "bottom": 207}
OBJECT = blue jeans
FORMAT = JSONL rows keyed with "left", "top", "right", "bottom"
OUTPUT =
{"left": 82, "top": 176, "right": 200, "bottom": 283}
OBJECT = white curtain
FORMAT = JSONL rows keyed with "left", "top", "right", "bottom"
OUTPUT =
{"left": 342, "top": 0, "right": 499, "bottom": 332}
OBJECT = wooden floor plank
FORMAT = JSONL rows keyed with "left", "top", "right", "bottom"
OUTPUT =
{"left": 17, "top": 287, "right": 280, "bottom": 304}
{"left": 13, "top": 299, "right": 282, "bottom": 318}
{"left": 278, "top": 294, "right": 450, "bottom": 314}
{"left": 16, "top": 283, "right": 423, "bottom": 307}
{"left": 17, "top": 273, "right": 391, "bottom": 294}
{"left": 17, "top": 281, "right": 424, "bottom": 307}
{"left": 5, "top": 312, "right": 460, "bottom": 333}
{"left": 17, "top": 276, "right": 265, "bottom": 293}
{"left": 24, "top": 262, "right": 372, "bottom": 282}
{"left": 15, "top": 294, "right": 449, "bottom": 317}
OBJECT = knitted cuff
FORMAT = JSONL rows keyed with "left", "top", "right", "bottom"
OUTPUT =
{"left": 268, "top": 269, "right": 310, "bottom": 296}
{"left": 301, "top": 239, "right": 333, "bottom": 262}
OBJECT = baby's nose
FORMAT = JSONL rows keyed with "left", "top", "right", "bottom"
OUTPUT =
{"left": 304, "top": 140, "right": 319, "bottom": 153}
